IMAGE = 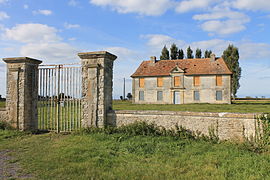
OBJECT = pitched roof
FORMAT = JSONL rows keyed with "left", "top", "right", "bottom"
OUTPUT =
{"left": 131, "top": 57, "right": 232, "bottom": 77}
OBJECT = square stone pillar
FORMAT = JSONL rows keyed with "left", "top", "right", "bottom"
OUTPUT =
{"left": 78, "top": 51, "right": 117, "bottom": 128}
{"left": 3, "top": 57, "right": 42, "bottom": 130}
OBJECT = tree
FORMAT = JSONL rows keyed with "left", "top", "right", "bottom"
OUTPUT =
{"left": 160, "top": 45, "right": 170, "bottom": 60}
{"left": 204, "top": 50, "right": 212, "bottom": 58}
{"left": 170, "top": 43, "right": 178, "bottom": 60}
{"left": 187, "top": 46, "right": 194, "bottom": 59}
{"left": 195, "top": 48, "right": 202, "bottom": 58}
{"left": 127, "top": 93, "right": 132, "bottom": 100}
{"left": 178, "top": 49, "right": 184, "bottom": 59}
{"left": 222, "top": 44, "right": 241, "bottom": 99}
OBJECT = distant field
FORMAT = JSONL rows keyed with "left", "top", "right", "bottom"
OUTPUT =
{"left": 0, "top": 101, "right": 5, "bottom": 108}
{"left": 113, "top": 100, "right": 270, "bottom": 113}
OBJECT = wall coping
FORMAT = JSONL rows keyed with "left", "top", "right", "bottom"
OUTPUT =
{"left": 78, "top": 51, "right": 117, "bottom": 60}
{"left": 109, "top": 110, "right": 259, "bottom": 119}
{"left": 3, "top": 57, "right": 42, "bottom": 64}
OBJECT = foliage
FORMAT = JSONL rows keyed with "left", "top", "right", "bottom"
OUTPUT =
{"left": 170, "top": 43, "right": 178, "bottom": 60}
{"left": 178, "top": 49, "right": 184, "bottom": 59}
{"left": 222, "top": 44, "right": 241, "bottom": 98}
{"left": 127, "top": 93, "right": 132, "bottom": 100}
{"left": 160, "top": 45, "right": 170, "bottom": 60}
{"left": 195, "top": 48, "right": 202, "bottom": 58}
{"left": 204, "top": 50, "right": 212, "bottom": 58}
{"left": 0, "top": 121, "right": 13, "bottom": 130}
{"left": 187, "top": 46, "right": 194, "bottom": 59}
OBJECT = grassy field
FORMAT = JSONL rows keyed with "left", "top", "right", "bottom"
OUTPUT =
{"left": 0, "top": 101, "right": 5, "bottom": 108}
{"left": 1, "top": 129, "right": 270, "bottom": 180}
{"left": 113, "top": 100, "right": 270, "bottom": 113}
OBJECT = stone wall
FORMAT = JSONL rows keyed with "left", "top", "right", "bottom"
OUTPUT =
{"left": 0, "top": 108, "right": 7, "bottom": 122}
{"left": 133, "top": 74, "right": 231, "bottom": 104}
{"left": 108, "top": 110, "right": 257, "bottom": 141}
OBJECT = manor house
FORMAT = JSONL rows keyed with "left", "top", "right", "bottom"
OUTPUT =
{"left": 131, "top": 54, "right": 232, "bottom": 104}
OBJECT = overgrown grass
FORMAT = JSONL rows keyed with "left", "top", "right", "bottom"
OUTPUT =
{"left": 1, "top": 122, "right": 270, "bottom": 179}
{"left": 113, "top": 100, "right": 270, "bottom": 113}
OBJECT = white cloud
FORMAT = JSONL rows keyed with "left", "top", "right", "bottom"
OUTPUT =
{"left": 0, "top": 0, "right": 8, "bottom": 4}
{"left": 104, "top": 47, "right": 135, "bottom": 58}
{"left": 89, "top": 0, "right": 173, "bottom": 16}
{"left": 4, "top": 23, "right": 61, "bottom": 43}
{"left": 64, "top": 23, "right": 80, "bottom": 29}
{"left": 233, "top": 0, "right": 270, "bottom": 11}
{"left": 193, "top": 10, "right": 250, "bottom": 35}
{"left": 175, "top": 0, "right": 215, "bottom": 13}
{"left": 3, "top": 23, "right": 78, "bottom": 62}
{"left": 68, "top": 0, "right": 79, "bottom": 6}
{"left": 0, "top": 11, "right": 9, "bottom": 20}
{"left": 23, "top": 4, "right": 29, "bottom": 9}
{"left": 33, "top": 9, "right": 53, "bottom": 16}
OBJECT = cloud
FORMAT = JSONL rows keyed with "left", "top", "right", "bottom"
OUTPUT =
{"left": 33, "top": 9, "right": 53, "bottom": 16}
{"left": 2, "top": 23, "right": 78, "bottom": 62}
{"left": 68, "top": 0, "right": 79, "bottom": 6}
{"left": 89, "top": 0, "right": 173, "bottom": 16}
{"left": 0, "top": 11, "right": 9, "bottom": 20}
{"left": 175, "top": 0, "right": 215, "bottom": 13}
{"left": 23, "top": 4, "right": 29, "bottom": 9}
{"left": 233, "top": 0, "right": 270, "bottom": 11}
{"left": 4, "top": 24, "right": 61, "bottom": 43}
{"left": 193, "top": 10, "right": 250, "bottom": 35}
{"left": 0, "top": 0, "right": 8, "bottom": 4}
{"left": 64, "top": 23, "right": 80, "bottom": 29}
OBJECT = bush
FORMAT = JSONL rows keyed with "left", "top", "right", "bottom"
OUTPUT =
{"left": 0, "top": 121, "right": 13, "bottom": 130}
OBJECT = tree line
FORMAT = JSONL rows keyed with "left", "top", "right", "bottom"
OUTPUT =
{"left": 159, "top": 44, "right": 241, "bottom": 99}
{"left": 160, "top": 43, "right": 213, "bottom": 60}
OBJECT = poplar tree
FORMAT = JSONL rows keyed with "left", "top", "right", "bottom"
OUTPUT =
{"left": 222, "top": 44, "right": 241, "bottom": 99}
{"left": 204, "top": 50, "right": 212, "bottom": 58}
{"left": 170, "top": 43, "right": 178, "bottom": 60}
{"left": 195, "top": 48, "right": 202, "bottom": 58}
{"left": 187, "top": 46, "right": 194, "bottom": 59}
{"left": 160, "top": 45, "right": 170, "bottom": 60}
{"left": 178, "top": 49, "right": 184, "bottom": 59}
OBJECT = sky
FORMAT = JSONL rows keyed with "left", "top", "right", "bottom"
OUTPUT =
{"left": 0, "top": 0, "right": 270, "bottom": 99}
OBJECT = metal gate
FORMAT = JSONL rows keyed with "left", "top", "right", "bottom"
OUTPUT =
{"left": 38, "top": 63, "right": 82, "bottom": 132}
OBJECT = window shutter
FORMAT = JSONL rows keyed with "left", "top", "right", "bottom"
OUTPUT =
{"left": 157, "top": 77, "right": 163, "bottom": 87}
{"left": 194, "top": 76, "right": 200, "bottom": 86}
{"left": 216, "top": 75, "right": 222, "bottom": 86}
{"left": 139, "top": 78, "right": 144, "bottom": 88}
{"left": 174, "top": 76, "right": 181, "bottom": 87}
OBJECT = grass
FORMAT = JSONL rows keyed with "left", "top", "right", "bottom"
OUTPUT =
{"left": 0, "top": 101, "right": 5, "bottom": 108}
{"left": 1, "top": 128, "right": 270, "bottom": 180}
{"left": 113, "top": 100, "right": 270, "bottom": 113}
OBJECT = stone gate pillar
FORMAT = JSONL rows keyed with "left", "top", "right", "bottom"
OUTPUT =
{"left": 78, "top": 51, "right": 117, "bottom": 128}
{"left": 3, "top": 57, "right": 42, "bottom": 130}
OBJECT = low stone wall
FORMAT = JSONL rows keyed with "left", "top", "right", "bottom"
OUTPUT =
{"left": 0, "top": 108, "right": 8, "bottom": 122}
{"left": 107, "top": 110, "right": 258, "bottom": 141}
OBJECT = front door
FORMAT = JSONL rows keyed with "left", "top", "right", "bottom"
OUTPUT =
{"left": 174, "top": 91, "right": 180, "bottom": 104}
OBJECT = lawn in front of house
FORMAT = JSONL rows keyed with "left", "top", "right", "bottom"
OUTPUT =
{"left": 0, "top": 129, "right": 270, "bottom": 180}
{"left": 113, "top": 100, "right": 270, "bottom": 113}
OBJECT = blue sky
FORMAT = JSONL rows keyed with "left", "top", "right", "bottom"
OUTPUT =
{"left": 0, "top": 0, "right": 270, "bottom": 98}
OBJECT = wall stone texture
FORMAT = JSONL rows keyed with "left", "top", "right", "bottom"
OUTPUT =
{"left": 0, "top": 108, "right": 8, "bottom": 122}
{"left": 78, "top": 51, "right": 117, "bottom": 128}
{"left": 108, "top": 110, "right": 258, "bottom": 141}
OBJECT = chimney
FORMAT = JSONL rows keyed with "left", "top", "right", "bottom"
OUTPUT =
{"left": 210, "top": 53, "right": 216, "bottom": 62}
{"left": 150, "top": 56, "right": 157, "bottom": 63}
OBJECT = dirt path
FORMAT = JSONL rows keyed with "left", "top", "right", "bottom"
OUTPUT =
{"left": 0, "top": 150, "right": 34, "bottom": 179}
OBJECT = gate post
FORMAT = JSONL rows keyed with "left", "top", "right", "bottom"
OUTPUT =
{"left": 78, "top": 51, "right": 117, "bottom": 128}
{"left": 3, "top": 57, "right": 42, "bottom": 130}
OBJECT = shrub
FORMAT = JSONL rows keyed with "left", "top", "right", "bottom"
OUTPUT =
{"left": 0, "top": 121, "right": 13, "bottom": 130}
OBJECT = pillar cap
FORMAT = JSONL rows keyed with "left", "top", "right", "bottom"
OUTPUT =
{"left": 3, "top": 57, "right": 42, "bottom": 64}
{"left": 78, "top": 51, "right": 117, "bottom": 61}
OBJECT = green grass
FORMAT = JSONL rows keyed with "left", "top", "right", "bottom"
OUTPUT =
{"left": 0, "top": 101, "right": 5, "bottom": 108}
{"left": 113, "top": 100, "right": 270, "bottom": 113}
{"left": 1, "top": 129, "right": 270, "bottom": 179}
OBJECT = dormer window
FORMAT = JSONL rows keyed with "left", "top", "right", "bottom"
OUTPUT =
{"left": 174, "top": 76, "right": 181, "bottom": 87}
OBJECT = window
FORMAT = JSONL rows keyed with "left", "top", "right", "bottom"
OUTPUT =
{"left": 216, "top": 75, "right": 222, "bottom": 86}
{"left": 193, "top": 76, "right": 200, "bottom": 86}
{"left": 194, "top": 91, "right": 200, "bottom": 101}
{"left": 216, "top": 91, "right": 222, "bottom": 101}
{"left": 157, "top": 77, "right": 163, "bottom": 87}
{"left": 157, "top": 91, "right": 163, "bottom": 101}
{"left": 139, "top": 78, "right": 144, "bottom": 88}
{"left": 174, "top": 76, "right": 181, "bottom": 87}
{"left": 139, "top": 91, "right": 144, "bottom": 101}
